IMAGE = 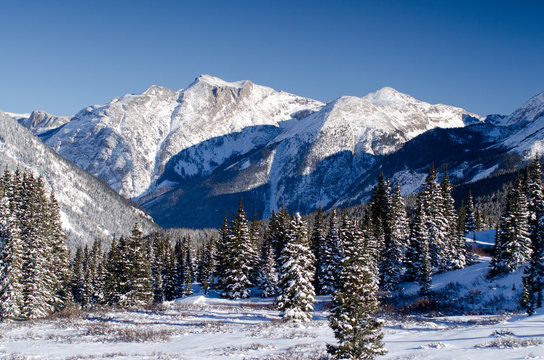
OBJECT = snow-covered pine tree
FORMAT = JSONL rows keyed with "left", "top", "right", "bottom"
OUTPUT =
{"left": 121, "top": 223, "right": 153, "bottom": 308}
{"left": 319, "top": 210, "right": 341, "bottom": 295}
{"left": 174, "top": 238, "right": 185, "bottom": 297}
{"left": 71, "top": 246, "right": 86, "bottom": 305}
{"left": 410, "top": 200, "right": 432, "bottom": 295}
{"left": 276, "top": 213, "right": 315, "bottom": 322}
{"left": 182, "top": 236, "right": 193, "bottom": 297}
{"left": 47, "top": 191, "right": 72, "bottom": 309}
{"left": 104, "top": 237, "right": 122, "bottom": 305}
{"left": 522, "top": 157, "right": 544, "bottom": 312}
{"left": 259, "top": 243, "right": 279, "bottom": 298}
{"left": 164, "top": 249, "right": 178, "bottom": 300}
{"left": 419, "top": 165, "right": 449, "bottom": 272}
{"left": 269, "top": 205, "right": 291, "bottom": 268}
{"left": 221, "top": 200, "right": 255, "bottom": 299}
{"left": 380, "top": 184, "right": 409, "bottom": 293}
{"left": 88, "top": 240, "right": 105, "bottom": 305}
{"left": 150, "top": 233, "right": 166, "bottom": 303}
{"left": 21, "top": 174, "right": 57, "bottom": 319}
{"left": 441, "top": 171, "right": 466, "bottom": 270}
{"left": 369, "top": 174, "right": 392, "bottom": 266}
{"left": 198, "top": 236, "right": 216, "bottom": 295}
{"left": 248, "top": 211, "right": 262, "bottom": 285}
{"left": 0, "top": 169, "right": 24, "bottom": 320}
{"left": 328, "top": 212, "right": 386, "bottom": 360}
{"left": 310, "top": 205, "right": 326, "bottom": 294}
{"left": 489, "top": 177, "right": 532, "bottom": 277}
{"left": 464, "top": 191, "right": 476, "bottom": 235}
{"left": 214, "top": 215, "right": 230, "bottom": 288}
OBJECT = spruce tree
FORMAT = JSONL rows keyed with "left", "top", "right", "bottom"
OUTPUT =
{"left": 276, "top": 213, "right": 315, "bottom": 322}
{"left": 441, "top": 171, "right": 466, "bottom": 270}
{"left": 328, "top": 214, "right": 386, "bottom": 360}
{"left": 409, "top": 201, "right": 432, "bottom": 295}
{"left": 464, "top": 191, "right": 476, "bottom": 235}
{"left": 310, "top": 205, "right": 326, "bottom": 294}
{"left": 0, "top": 171, "right": 24, "bottom": 320}
{"left": 380, "top": 184, "right": 409, "bottom": 293}
{"left": 319, "top": 210, "right": 341, "bottom": 295}
{"left": 259, "top": 244, "right": 279, "bottom": 298}
{"left": 104, "top": 237, "right": 122, "bottom": 305}
{"left": 221, "top": 200, "right": 255, "bottom": 299}
{"left": 182, "top": 237, "right": 194, "bottom": 297}
{"left": 121, "top": 223, "right": 153, "bottom": 308}
{"left": 489, "top": 178, "right": 532, "bottom": 277}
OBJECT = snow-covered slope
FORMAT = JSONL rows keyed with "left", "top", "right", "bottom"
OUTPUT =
{"left": 495, "top": 91, "right": 544, "bottom": 157}
{"left": 42, "top": 75, "right": 324, "bottom": 198}
{"left": 0, "top": 111, "right": 158, "bottom": 246}
{"left": 21, "top": 75, "right": 485, "bottom": 227}
{"left": 16, "top": 110, "right": 71, "bottom": 135}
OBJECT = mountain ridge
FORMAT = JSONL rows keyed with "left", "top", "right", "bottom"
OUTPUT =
{"left": 8, "top": 75, "right": 542, "bottom": 228}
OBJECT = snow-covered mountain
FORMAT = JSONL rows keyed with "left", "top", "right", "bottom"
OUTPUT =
{"left": 40, "top": 75, "right": 323, "bottom": 198}
{"left": 494, "top": 92, "right": 544, "bottom": 156}
{"left": 0, "top": 111, "right": 158, "bottom": 246}
{"left": 19, "top": 75, "right": 487, "bottom": 227}
{"left": 14, "top": 110, "right": 71, "bottom": 135}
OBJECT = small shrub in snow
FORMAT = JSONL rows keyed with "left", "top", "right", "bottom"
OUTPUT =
{"left": 490, "top": 329, "right": 515, "bottom": 337}
{"left": 476, "top": 336, "right": 542, "bottom": 349}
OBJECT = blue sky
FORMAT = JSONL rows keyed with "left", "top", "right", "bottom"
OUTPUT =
{"left": 0, "top": 0, "right": 542, "bottom": 116}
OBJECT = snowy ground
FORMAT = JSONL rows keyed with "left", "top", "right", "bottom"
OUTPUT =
{"left": 2, "top": 256, "right": 544, "bottom": 359}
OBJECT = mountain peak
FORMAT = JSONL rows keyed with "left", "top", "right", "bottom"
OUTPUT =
{"left": 498, "top": 91, "right": 544, "bottom": 126}
{"left": 363, "top": 86, "right": 415, "bottom": 106}
{"left": 191, "top": 74, "right": 251, "bottom": 89}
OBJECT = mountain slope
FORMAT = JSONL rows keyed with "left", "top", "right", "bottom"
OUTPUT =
{"left": 19, "top": 75, "right": 515, "bottom": 228}
{"left": 139, "top": 83, "right": 481, "bottom": 227}
{"left": 42, "top": 75, "right": 324, "bottom": 198}
{"left": 0, "top": 111, "right": 158, "bottom": 246}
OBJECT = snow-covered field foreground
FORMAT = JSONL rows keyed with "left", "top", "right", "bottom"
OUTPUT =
{"left": 1, "top": 258, "right": 544, "bottom": 360}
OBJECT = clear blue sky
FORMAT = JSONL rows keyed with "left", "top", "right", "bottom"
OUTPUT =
{"left": 1, "top": 0, "right": 542, "bottom": 116}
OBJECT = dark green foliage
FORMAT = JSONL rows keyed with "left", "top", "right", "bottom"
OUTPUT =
{"left": 489, "top": 177, "right": 531, "bottom": 277}
{"left": 221, "top": 200, "right": 256, "bottom": 299}
{"left": 328, "top": 214, "right": 386, "bottom": 360}
{"left": 276, "top": 213, "right": 315, "bottom": 321}
{"left": 310, "top": 205, "right": 326, "bottom": 294}
{"left": 0, "top": 168, "right": 71, "bottom": 320}
{"left": 319, "top": 210, "right": 341, "bottom": 295}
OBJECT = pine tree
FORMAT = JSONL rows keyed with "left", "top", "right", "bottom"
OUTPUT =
{"left": 380, "top": 184, "right": 409, "bottom": 293}
{"left": 198, "top": 236, "right": 216, "bottom": 295}
{"left": 221, "top": 200, "right": 255, "bottom": 299}
{"left": 409, "top": 201, "right": 432, "bottom": 295}
{"left": 121, "top": 223, "right": 153, "bottom": 308}
{"left": 104, "top": 237, "right": 122, "bottom": 305}
{"left": 276, "top": 213, "right": 315, "bottom": 322}
{"left": 464, "top": 191, "right": 476, "bottom": 235}
{"left": 319, "top": 210, "right": 341, "bottom": 295}
{"left": 214, "top": 215, "right": 230, "bottom": 288}
{"left": 21, "top": 174, "right": 56, "bottom": 318}
{"left": 269, "top": 205, "right": 291, "bottom": 268}
{"left": 328, "top": 213, "right": 386, "bottom": 360}
{"left": 369, "top": 174, "right": 392, "bottom": 266}
{"left": 88, "top": 240, "right": 105, "bottom": 305}
{"left": 441, "top": 171, "right": 466, "bottom": 270}
{"left": 259, "top": 244, "right": 279, "bottom": 298}
{"left": 522, "top": 157, "right": 544, "bottom": 312}
{"left": 310, "top": 205, "right": 326, "bottom": 294}
{"left": 182, "top": 237, "right": 193, "bottom": 297}
{"left": 489, "top": 178, "right": 532, "bottom": 277}
{"left": 0, "top": 170, "right": 24, "bottom": 320}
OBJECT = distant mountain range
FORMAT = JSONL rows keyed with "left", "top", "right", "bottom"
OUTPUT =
{"left": 6, "top": 75, "right": 544, "bottom": 228}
